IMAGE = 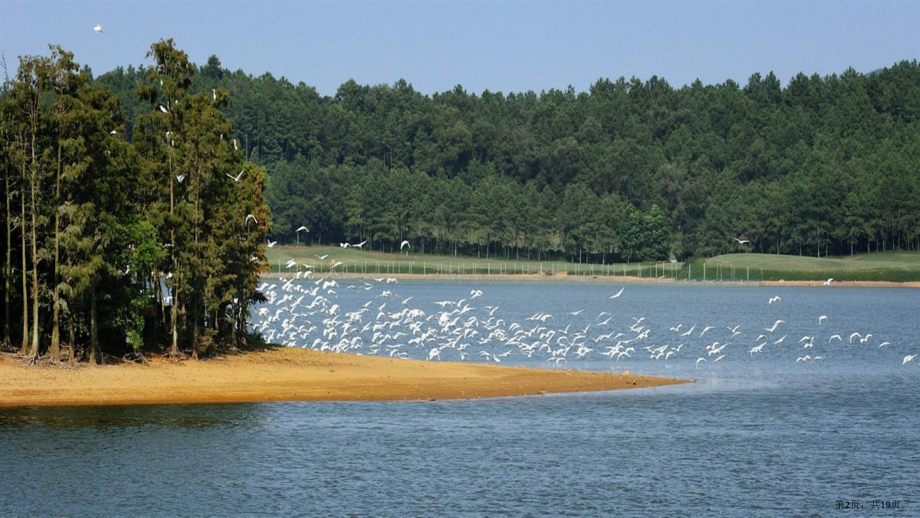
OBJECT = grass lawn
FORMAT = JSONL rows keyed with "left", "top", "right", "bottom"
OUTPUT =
{"left": 694, "top": 252, "right": 920, "bottom": 282}
{"left": 265, "top": 246, "right": 920, "bottom": 282}
{"left": 264, "top": 245, "right": 682, "bottom": 278}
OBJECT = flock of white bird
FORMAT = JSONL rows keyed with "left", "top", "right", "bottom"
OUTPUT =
{"left": 250, "top": 273, "right": 919, "bottom": 369}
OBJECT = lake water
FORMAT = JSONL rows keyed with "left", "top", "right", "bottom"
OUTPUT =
{"left": 2, "top": 281, "right": 919, "bottom": 516}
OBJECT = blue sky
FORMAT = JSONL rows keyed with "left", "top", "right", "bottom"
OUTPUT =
{"left": 1, "top": 1, "right": 918, "bottom": 96}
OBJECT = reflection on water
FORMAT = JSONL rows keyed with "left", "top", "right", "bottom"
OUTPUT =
{"left": 2, "top": 282, "right": 919, "bottom": 516}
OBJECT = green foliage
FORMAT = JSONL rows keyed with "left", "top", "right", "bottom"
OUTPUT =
{"left": 90, "top": 58, "right": 920, "bottom": 261}
{"left": 0, "top": 41, "right": 270, "bottom": 361}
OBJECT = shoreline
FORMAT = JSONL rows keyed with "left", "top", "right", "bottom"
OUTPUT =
{"left": 0, "top": 349, "right": 686, "bottom": 408}
{"left": 261, "top": 271, "right": 920, "bottom": 288}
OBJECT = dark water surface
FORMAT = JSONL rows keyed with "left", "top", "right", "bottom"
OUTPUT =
{"left": 2, "top": 282, "right": 919, "bottom": 516}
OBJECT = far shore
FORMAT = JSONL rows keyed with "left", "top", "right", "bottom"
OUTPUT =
{"left": 261, "top": 271, "right": 920, "bottom": 288}
{"left": 0, "top": 349, "right": 686, "bottom": 408}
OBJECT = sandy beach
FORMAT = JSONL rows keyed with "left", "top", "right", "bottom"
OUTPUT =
{"left": 0, "top": 348, "right": 686, "bottom": 408}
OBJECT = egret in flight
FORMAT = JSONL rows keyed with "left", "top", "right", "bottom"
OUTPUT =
{"left": 226, "top": 170, "right": 245, "bottom": 182}
{"left": 732, "top": 237, "right": 749, "bottom": 245}
{"left": 267, "top": 240, "right": 277, "bottom": 248}
{"left": 401, "top": 240, "right": 410, "bottom": 251}
{"left": 609, "top": 287, "right": 625, "bottom": 299}
{"left": 93, "top": 23, "right": 103, "bottom": 34}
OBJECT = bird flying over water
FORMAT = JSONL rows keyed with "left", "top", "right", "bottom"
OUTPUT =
{"left": 609, "top": 287, "right": 625, "bottom": 299}
{"left": 765, "top": 320, "right": 785, "bottom": 332}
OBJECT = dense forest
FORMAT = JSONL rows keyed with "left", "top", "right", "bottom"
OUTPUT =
{"left": 95, "top": 57, "right": 920, "bottom": 262}
{"left": 0, "top": 41, "right": 270, "bottom": 362}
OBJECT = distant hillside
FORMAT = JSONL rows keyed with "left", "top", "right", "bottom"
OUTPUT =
{"left": 97, "top": 58, "right": 920, "bottom": 262}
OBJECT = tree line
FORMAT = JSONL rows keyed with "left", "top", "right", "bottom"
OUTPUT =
{"left": 95, "top": 57, "right": 920, "bottom": 261}
{"left": 0, "top": 41, "right": 269, "bottom": 362}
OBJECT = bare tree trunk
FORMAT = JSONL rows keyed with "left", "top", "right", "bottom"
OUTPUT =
{"left": 29, "top": 170, "right": 40, "bottom": 358}
{"left": 3, "top": 168, "right": 10, "bottom": 347}
{"left": 191, "top": 301, "right": 199, "bottom": 360}
{"left": 19, "top": 177, "right": 28, "bottom": 356}
{"left": 68, "top": 310, "right": 75, "bottom": 366}
{"left": 170, "top": 274, "right": 180, "bottom": 356}
{"left": 88, "top": 287, "right": 99, "bottom": 365}
{"left": 50, "top": 142, "right": 62, "bottom": 362}
{"left": 169, "top": 147, "right": 179, "bottom": 356}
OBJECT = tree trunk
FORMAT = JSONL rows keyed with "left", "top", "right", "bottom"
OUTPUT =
{"left": 50, "top": 142, "right": 62, "bottom": 362}
{"left": 3, "top": 169, "right": 10, "bottom": 347}
{"left": 19, "top": 180, "right": 28, "bottom": 356}
{"left": 29, "top": 171, "right": 40, "bottom": 358}
{"left": 191, "top": 301, "right": 199, "bottom": 360}
{"left": 170, "top": 275, "right": 180, "bottom": 356}
{"left": 68, "top": 311, "right": 76, "bottom": 366}
{"left": 89, "top": 287, "right": 99, "bottom": 365}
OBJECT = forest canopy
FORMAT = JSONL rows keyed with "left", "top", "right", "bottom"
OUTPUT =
{"left": 95, "top": 57, "right": 920, "bottom": 262}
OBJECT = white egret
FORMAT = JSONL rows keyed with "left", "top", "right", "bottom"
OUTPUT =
{"left": 93, "top": 23, "right": 103, "bottom": 33}
{"left": 609, "top": 287, "right": 625, "bottom": 299}
{"left": 764, "top": 320, "right": 785, "bottom": 332}
{"left": 226, "top": 170, "right": 245, "bottom": 182}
